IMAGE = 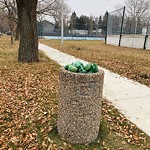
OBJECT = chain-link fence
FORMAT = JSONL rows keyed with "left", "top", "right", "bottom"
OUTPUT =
{"left": 123, "top": 14, "right": 150, "bottom": 35}
{"left": 106, "top": 6, "right": 150, "bottom": 50}
{"left": 107, "top": 7, "right": 125, "bottom": 35}
{"left": 107, "top": 6, "right": 150, "bottom": 35}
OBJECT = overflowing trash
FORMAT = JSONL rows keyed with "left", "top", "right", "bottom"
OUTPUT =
{"left": 64, "top": 61, "right": 98, "bottom": 73}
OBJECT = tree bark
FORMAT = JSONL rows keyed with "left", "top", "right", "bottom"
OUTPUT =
{"left": 15, "top": 24, "right": 20, "bottom": 41}
{"left": 11, "top": 30, "right": 14, "bottom": 45}
{"left": 16, "top": 0, "right": 39, "bottom": 62}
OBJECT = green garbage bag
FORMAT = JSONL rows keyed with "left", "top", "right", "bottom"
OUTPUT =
{"left": 78, "top": 66, "right": 86, "bottom": 73}
{"left": 91, "top": 63, "right": 98, "bottom": 73}
{"left": 66, "top": 64, "right": 78, "bottom": 72}
{"left": 64, "top": 61, "right": 98, "bottom": 73}
{"left": 72, "top": 61, "right": 84, "bottom": 69}
{"left": 84, "top": 63, "right": 92, "bottom": 72}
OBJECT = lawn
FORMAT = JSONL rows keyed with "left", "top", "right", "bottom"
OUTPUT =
{"left": 0, "top": 36, "right": 150, "bottom": 149}
{"left": 40, "top": 39, "right": 150, "bottom": 87}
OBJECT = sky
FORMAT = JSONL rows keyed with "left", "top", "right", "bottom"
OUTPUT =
{"left": 67, "top": 0, "right": 125, "bottom": 17}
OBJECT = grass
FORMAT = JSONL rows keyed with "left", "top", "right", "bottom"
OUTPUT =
{"left": 0, "top": 36, "right": 150, "bottom": 149}
{"left": 40, "top": 40, "right": 150, "bottom": 87}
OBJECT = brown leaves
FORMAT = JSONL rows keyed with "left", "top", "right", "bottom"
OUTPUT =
{"left": 0, "top": 42, "right": 59, "bottom": 149}
{"left": 1, "top": 36, "right": 150, "bottom": 149}
{"left": 102, "top": 99, "right": 150, "bottom": 149}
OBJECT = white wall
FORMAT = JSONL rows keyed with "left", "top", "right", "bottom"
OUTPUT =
{"left": 146, "top": 37, "right": 150, "bottom": 50}
{"left": 121, "top": 35, "right": 145, "bottom": 49}
{"left": 107, "top": 35, "right": 150, "bottom": 50}
{"left": 107, "top": 35, "right": 120, "bottom": 46}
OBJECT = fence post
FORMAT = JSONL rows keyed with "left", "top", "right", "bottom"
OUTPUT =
{"left": 118, "top": 6, "right": 125, "bottom": 46}
{"left": 143, "top": 35, "right": 148, "bottom": 49}
{"left": 143, "top": 21, "right": 149, "bottom": 49}
{"left": 105, "top": 11, "right": 109, "bottom": 44}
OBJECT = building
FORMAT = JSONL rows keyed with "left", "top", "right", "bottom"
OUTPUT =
{"left": 92, "top": 29, "right": 102, "bottom": 36}
{"left": 37, "top": 20, "right": 55, "bottom": 36}
{"left": 68, "top": 30, "right": 88, "bottom": 36}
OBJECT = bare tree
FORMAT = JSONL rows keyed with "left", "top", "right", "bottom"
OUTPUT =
{"left": 16, "top": 0, "right": 70, "bottom": 62}
{"left": 0, "top": 0, "right": 70, "bottom": 62}
{"left": 125, "top": 0, "right": 150, "bottom": 19}
{"left": 0, "top": 0, "right": 18, "bottom": 44}
{"left": 37, "top": 0, "right": 70, "bottom": 33}
{"left": 0, "top": 9, "right": 10, "bottom": 33}
{"left": 37, "top": 0, "right": 56, "bottom": 21}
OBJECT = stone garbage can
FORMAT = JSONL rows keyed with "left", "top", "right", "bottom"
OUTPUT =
{"left": 57, "top": 67, "right": 104, "bottom": 144}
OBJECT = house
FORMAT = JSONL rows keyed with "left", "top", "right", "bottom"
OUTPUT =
{"left": 37, "top": 20, "right": 55, "bottom": 36}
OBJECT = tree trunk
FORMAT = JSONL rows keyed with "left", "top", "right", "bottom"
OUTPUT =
{"left": 15, "top": 24, "right": 20, "bottom": 41}
{"left": 16, "top": 0, "right": 39, "bottom": 62}
{"left": 8, "top": 13, "right": 14, "bottom": 45}
{"left": 11, "top": 30, "right": 14, "bottom": 45}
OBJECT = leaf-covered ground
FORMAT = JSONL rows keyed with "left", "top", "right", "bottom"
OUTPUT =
{"left": 0, "top": 36, "right": 60, "bottom": 149}
{"left": 0, "top": 36, "right": 150, "bottom": 149}
{"left": 40, "top": 40, "right": 150, "bottom": 87}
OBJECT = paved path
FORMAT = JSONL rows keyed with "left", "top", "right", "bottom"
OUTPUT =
{"left": 39, "top": 43, "right": 150, "bottom": 136}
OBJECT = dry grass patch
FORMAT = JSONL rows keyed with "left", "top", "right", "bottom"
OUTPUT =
{"left": 40, "top": 40, "right": 150, "bottom": 87}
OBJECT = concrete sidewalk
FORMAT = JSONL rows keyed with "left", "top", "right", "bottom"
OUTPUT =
{"left": 39, "top": 43, "right": 150, "bottom": 136}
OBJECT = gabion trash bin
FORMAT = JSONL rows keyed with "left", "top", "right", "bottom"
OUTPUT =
{"left": 57, "top": 67, "right": 104, "bottom": 144}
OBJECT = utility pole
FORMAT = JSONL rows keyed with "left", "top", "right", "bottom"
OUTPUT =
{"left": 61, "top": 0, "right": 64, "bottom": 45}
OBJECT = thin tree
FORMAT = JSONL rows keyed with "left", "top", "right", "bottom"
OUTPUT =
{"left": 0, "top": 9, "right": 10, "bottom": 33}
{"left": 0, "top": 0, "right": 17, "bottom": 44}
{"left": 70, "top": 12, "right": 77, "bottom": 34}
{"left": 88, "top": 16, "right": 94, "bottom": 35}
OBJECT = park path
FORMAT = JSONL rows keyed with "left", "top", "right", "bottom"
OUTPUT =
{"left": 39, "top": 43, "right": 150, "bottom": 137}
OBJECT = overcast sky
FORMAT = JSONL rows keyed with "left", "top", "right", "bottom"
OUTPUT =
{"left": 68, "top": 0, "right": 125, "bottom": 17}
